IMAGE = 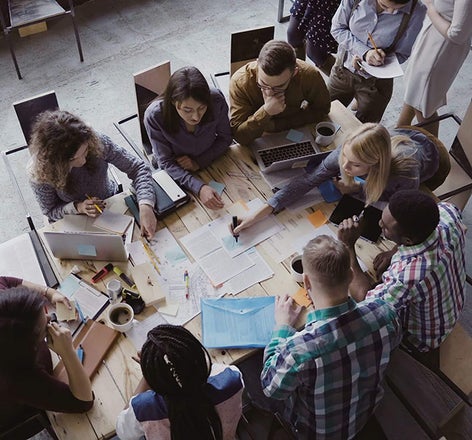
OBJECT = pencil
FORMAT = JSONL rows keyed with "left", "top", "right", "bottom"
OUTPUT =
{"left": 141, "top": 239, "right": 161, "bottom": 275}
{"left": 85, "top": 194, "right": 103, "bottom": 214}
{"left": 367, "top": 33, "right": 380, "bottom": 55}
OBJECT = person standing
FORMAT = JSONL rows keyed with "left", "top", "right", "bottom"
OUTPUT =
{"left": 397, "top": 0, "right": 472, "bottom": 136}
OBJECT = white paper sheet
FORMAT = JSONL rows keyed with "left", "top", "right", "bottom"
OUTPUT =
{"left": 126, "top": 312, "right": 169, "bottom": 351}
{"left": 360, "top": 54, "right": 403, "bottom": 79}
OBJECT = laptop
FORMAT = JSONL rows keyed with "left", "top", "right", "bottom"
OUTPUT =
{"left": 250, "top": 126, "right": 330, "bottom": 173}
{"left": 43, "top": 231, "right": 128, "bottom": 261}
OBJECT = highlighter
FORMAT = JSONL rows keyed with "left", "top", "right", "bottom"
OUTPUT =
{"left": 92, "top": 263, "right": 114, "bottom": 283}
{"left": 113, "top": 267, "right": 136, "bottom": 289}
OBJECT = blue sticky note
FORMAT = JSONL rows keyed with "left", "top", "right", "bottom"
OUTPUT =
{"left": 354, "top": 176, "right": 365, "bottom": 184}
{"left": 319, "top": 180, "right": 342, "bottom": 203}
{"left": 77, "top": 244, "right": 97, "bottom": 257}
{"left": 208, "top": 180, "right": 226, "bottom": 196}
{"left": 286, "top": 129, "right": 304, "bottom": 143}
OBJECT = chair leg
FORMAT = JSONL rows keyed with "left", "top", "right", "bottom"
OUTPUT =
{"left": 70, "top": 15, "right": 84, "bottom": 62}
{"left": 4, "top": 30, "right": 22, "bottom": 79}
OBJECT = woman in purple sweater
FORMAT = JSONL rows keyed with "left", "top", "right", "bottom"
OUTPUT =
{"left": 0, "top": 278, "right": 93, "bottom": 432}
{"left": 144, "top": 66, "right": 233, "bottom": 210}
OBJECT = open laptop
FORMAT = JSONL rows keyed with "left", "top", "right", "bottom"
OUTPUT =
{"left": 250, "top": 126, "right": 331, "bottom": 173}
{"left": 43, "top": 231, "right": 128, "bottom": 261}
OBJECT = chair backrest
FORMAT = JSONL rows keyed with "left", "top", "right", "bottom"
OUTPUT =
{"left": 230, "top": 26, "right": 275, "bottom": 76}
{"left": 133, "top": 61, "right": 171, "bottom": 155}
{"left": 450, "top": 100, "right": 472, "bottom": 177}
{"left": 13, "top": 90, "right": 59, "bottom": 144}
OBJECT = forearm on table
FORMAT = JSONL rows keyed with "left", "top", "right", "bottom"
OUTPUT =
{"left": 348, "top": 247, "right": 372, "bottom": 302}
{"left": 61, "top": 349, "right": 93, "bottom": 402}
{"left": 230, "top": 105, "right": 274, "bottom": 145}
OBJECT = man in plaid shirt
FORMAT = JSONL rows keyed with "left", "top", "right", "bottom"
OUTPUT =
{"left": 261, "top": 235, "right": 401, "bottom": 439}
{"left": 338, "top": 190, "right": 466, "bottom": 362}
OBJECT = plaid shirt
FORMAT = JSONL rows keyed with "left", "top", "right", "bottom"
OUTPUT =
{"left": 261, "top": 297, "right": 401, "bottom": 440}
{"left": 367, "top": 203, "right": 466, "bottom": 352}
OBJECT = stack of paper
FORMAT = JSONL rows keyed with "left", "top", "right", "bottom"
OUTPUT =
{"left": 93, "top": 210, "right": 133, "bottom": 235}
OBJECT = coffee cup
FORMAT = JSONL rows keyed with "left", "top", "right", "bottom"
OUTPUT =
{"left": 107, "top": 302, "right": 134, "bottom": 332}
{"left": 290, "top": 255, "right": 304, "bottom": 283}
{"left": 315, "top": 121, "right": 336, "bottom": 147}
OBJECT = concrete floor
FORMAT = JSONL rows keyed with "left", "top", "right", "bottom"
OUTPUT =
{"left": 0, "top": 1, "right": 471, "bottom": 438}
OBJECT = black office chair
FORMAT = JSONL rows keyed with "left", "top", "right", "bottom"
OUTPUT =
{"left": 0, "top": 0, "right": 83, "bottom": 79}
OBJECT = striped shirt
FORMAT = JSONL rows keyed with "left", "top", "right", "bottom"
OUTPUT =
{"left": 261, "top": 297, "right": 401, "bottom": 440}
{"left": 367, "top": 203, "right": 466, "bottom": 352}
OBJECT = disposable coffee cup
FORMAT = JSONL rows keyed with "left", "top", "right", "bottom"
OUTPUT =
{"left": 290, "top": 255, "right": 304, "bottom": 283}
{"left": 315, "top": 121, "right": 336, "bottom": 147}
{"left": 107, "top": 302, "right": 134, "bottom": 332}
{"left": 106, "top": 279, "right": 122, "bottom": 304}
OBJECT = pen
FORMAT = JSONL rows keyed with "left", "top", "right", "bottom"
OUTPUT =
{"left": 367, "top": 32, "right": 380, "bottom": 55}
{"left": 184, "top": 270, "right": 190, "bottom": 299}
{"left": 232, "top": 216, "right": 239, "bottom": 243}
{"left": 75, "top": 300, "right": 86, "bottom": 324}
{"left": 85, "top": 194, "right": 103, "bottom": 214}
{"left": 113, "top": 267, "right": 136, "bottom": 289}
{"left": 92, "top": 263, "right": 114, "bottom": 283}
{"left": 353, "top": 209, "right": 365, "bottom": 223}
{"left": 77, "top": 344, "right": 84, "bottom": 364}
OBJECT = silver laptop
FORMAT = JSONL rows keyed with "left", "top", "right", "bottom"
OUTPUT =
{"left": 251, "top": 126, "right": 329, "bottom": 173}
{"left": 43, "top": 231, "right": 128, "bottom": 261}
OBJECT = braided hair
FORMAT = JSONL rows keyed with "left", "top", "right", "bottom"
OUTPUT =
{"left": 140, "top": 324, "right": 223, "bottom": 440}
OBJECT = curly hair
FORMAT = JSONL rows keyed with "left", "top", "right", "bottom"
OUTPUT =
{"left": 28, "top": 110, "right": 103, "bottom": 191}
{"left": 140, "top": 324, "right": 223, "bottom": 440}
{"left": 339, "top": 123, "right": 417, "bottom": 205}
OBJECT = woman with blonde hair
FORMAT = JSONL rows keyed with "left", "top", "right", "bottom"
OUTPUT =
{"left": 234, "top": 123, "right": 449, "bottom": 233}
{"left": 28, "top": 110, "right": 157, "bottom": 238}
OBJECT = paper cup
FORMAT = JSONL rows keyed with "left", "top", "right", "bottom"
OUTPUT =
{"left": 107, "top": 302, "right": 134, "bottom": 332}
{"left": 106, "top": 279, "right": 122, "bottom": 304}
{"left": 290, "top": 255, "right": 304, "bottom": 283}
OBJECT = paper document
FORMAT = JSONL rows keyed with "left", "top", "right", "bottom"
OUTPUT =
{"left": 360, "top": 54, "right": 403, "bottom": 79}
{"left": 93, "top": 210, "right": 132, "bottom": 235}
{"left": 126, "top": 311, "right": 169, "bottom": 351}
{"left": 201, "top": 297, "right": 275, "bottom": 348}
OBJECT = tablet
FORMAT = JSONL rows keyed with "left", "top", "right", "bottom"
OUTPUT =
{"left": 329, "top": 195, "right": 382, "bottom": 243}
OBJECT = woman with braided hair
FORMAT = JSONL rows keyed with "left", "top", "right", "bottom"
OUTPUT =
{"left": 116, "top": 325, "right": 244, "bottom": 440}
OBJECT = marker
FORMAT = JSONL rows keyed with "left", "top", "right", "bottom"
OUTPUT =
{"left": 184, "top": 270, "right": 190, "bottom": 299}
{"left": 92, "top": 263, "right": 114, "bottom": 283}
{"left": 353, "top": 209, "right": 365, "bottom": 223}
{"left": 232, "top": 216, "right": 239, "bottom": 243}
{"left": 75, "top": 301, "right": 86, "bottom": 324}
{"left": 113, "top": 267, "right": 136, "bottom": 289}
{"left": 77, "top": 344, "right": 84, "bottom": 364}
{"left": 85, "top": 194, "right": 103, "bottom": 214}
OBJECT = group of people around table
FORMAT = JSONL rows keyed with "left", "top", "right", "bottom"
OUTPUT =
{"left": 0, "top": 2, "right": 470, "bottom": 437}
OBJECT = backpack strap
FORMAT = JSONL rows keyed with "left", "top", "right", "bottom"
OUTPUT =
{"left": 385, "top": 0, "right": 418, "bottom": 53}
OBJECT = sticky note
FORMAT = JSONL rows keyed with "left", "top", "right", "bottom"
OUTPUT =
{"left": 77, "top": 244, "right": 97, "bottom": 257}
{"left": 319, "top": 180, "right": 342, "bottom": 203}
{"left": 158, "top": 303, "right": 180, "bottom": 317}
{"left": 209, "top": 180, "right": 226, "bottom": 195}
{"left": 56, "top": 300, "right": 77, "bottom": 321}
{"left": 292, "top": 287, "right": 312, "bottom": 308}
{"left": 307, "top": 210, "right": 327, "bottom": 228}
{"left": 286, "top": 129, "right": 304, "bottom": 143}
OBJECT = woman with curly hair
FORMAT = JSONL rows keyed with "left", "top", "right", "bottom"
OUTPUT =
{"left": 28, "top": 110, "right": 157, "bottom": 237}
{"left": 234, "top": 123, "right": 450, "bottom": 233}
{"left": 116, "top": 325, "right": 244, "bottom": 440}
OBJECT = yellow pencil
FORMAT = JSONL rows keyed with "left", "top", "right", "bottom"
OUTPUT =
{"left": 367, "top": 33, "right": 380, "bottom": 55}
{"left": 141, "top": 239, "right": 161, "bottom": 274}
{"left": 85, "top": 194, "right": 103, "bottom": 214}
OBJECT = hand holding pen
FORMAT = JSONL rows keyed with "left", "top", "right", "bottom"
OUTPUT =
{"left": 366, "top": 33, "right": 385, "bottom": 66}
{"left": 76, "top": 195, "right": 105, "bottom": 217}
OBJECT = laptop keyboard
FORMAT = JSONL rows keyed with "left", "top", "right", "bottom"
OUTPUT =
{"left": 259, "top": 141, "right": 315, "bottom": 168}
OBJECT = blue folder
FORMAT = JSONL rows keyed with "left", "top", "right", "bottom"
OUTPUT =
{"left": 201, "top": 297, "right": 275, "bottom": 348}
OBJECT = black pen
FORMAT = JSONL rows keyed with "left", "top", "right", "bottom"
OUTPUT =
{"left": 232, "top": 216, "right": 239, "bottom": 243}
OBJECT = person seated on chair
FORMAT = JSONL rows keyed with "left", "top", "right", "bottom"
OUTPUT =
{"left": 0, "top": 284, "right": 94, "bottom": 432}
{"left": 233, "top": 123, "right": 450, "bottom": 233}
{"left": 261, "top": 235, "right": 401, "bottom": 439}
{"left": 337, "top": 190, "right": 466, "bottom": 364}
{"left": 116, "top": 324, "right": 244, "bottom": 440}
{"left": 144, "top": 66, "right": 233, "bottom": 211}
{"left": 28, "top": 110, "right": 157, "bottom": 238}
{"left": 229, "top": 39, "right": 330, "bottom": 146}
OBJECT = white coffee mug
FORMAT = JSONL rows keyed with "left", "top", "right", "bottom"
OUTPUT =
{"left": 106, "top": 279, "right": 122, "bottom": 304}
{"left": 290, "top": 255, "right": 304, "bottom": 283}
{"left": 107, "top": 302, "right": 134, "bottom": 332}
{"left": 315, "top": 121, "right": 336, "bottom": 147}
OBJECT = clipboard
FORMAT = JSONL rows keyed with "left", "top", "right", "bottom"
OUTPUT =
{"left": 53, "top": 319, "right": 119, "bottom": 382}
{"left": 201, "top": 297, "right": 275, "bottom": 348}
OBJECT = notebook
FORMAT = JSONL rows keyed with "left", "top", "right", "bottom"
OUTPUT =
{"left": 251, "top": 126, "right": 330, "bottom": 173}
{"left": 43, "top": 231, "right": 128, "bottom": 261}
{"left": 329, "top": 195, "right": 383, "bottom": 243}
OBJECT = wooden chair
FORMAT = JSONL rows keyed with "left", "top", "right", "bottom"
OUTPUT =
{"left": 114, "top": 60, "right": 171, "bottom": 163}
{"left": 211, "top": 25, "right": 275, "bottom": 96}
{"left": 0, "top": 0, "right": 84, "bottom": 79}
{"left": 0, "top": 410, "right": 59, "bottom": 440}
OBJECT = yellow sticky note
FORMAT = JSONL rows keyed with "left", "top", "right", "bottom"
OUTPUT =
{"left": 292, "top": 287, "right": 312, "bottom": 308}
{"left": 56, "top": 300, "right": 77, "bottom": 321}
{"left": 307, "top": 210, "right": 327, "bottom": 228}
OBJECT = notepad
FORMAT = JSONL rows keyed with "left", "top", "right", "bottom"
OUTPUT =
{"left": 201, "top": 297, "right": 275, "bottom": 348}
{"left": 92, "top": 210, "right": 133, "bottom": 235}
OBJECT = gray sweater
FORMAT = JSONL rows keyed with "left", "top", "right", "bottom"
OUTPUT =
{"left": 30, "top": 134, "right": 155, "bottom": 221}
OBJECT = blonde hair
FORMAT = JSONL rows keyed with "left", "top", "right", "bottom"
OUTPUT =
{"left": 28, "top": 110, "right": 103, "bottom": 191}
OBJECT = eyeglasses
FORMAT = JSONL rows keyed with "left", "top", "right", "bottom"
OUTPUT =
{"left": 256, "top": 75, "right": 293, "bottom": 93}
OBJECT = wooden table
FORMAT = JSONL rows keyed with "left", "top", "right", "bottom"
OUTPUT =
{"left": 43, "top": 101, "right": 392, "bottom": 439}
